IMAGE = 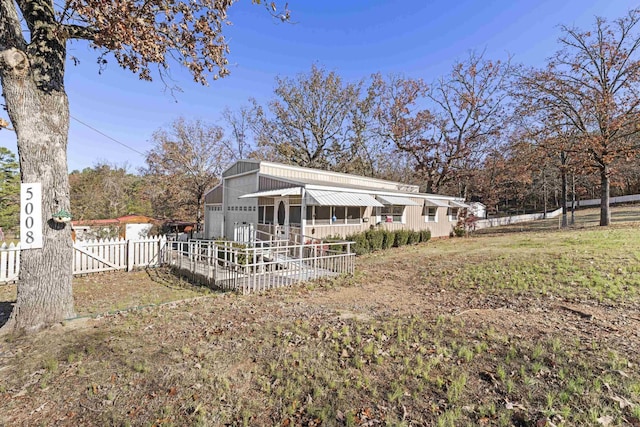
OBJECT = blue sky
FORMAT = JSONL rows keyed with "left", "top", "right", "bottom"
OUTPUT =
{"left": 1, "top": 0, "right": 637, "bottom": 172}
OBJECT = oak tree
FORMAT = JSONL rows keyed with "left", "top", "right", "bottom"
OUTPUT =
{"left": 144, "top": 117, "right": 230, "bottom": 230}
{"left": 373, "top": 52, "right": 513, "bottom": 196}
{"left": 0, "top": 0, "right": 288, "bottom": 333}
{"left": 253, "top": 64, "right": 363, "bottom": 171}
{"left": 520, "top": 9, "right": 640, "bottom": 226}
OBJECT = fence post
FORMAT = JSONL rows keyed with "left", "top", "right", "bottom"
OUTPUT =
{"left": 127, "top": 239, "right": 134, "bottom": 271}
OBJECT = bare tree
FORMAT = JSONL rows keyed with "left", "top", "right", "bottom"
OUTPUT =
{"left": 145, "top": 117, "right": 230, "bottom": 230}
{"left": 520, "top": 9, "right": 640, "bottom": 226}
{"left": 221, "top": 105, "right": 255, "bottom": 161}
{"left": 253, "top": 64, "right": 362, "bottom": 170}
{"left": 373, "top": 52, "right": 513, "bottom": 195}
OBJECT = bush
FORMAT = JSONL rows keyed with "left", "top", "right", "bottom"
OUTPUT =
{"left": 394, "top": 229, "right": 410, "bottom": 247}
{"left": 382, "top": 230, "right": 396, "bottom": 250}
{"left": 407, "top": 230, "right": 421, "bottom": 245}
{"left": 366, "top": 229, "right": 384, "bottom": 251}
{"left": 346, "top": 233, "right": 369, "bottom": 255}
{"left": 217, "top": 242, "right": 254, "bottom": 265}
{"left": 322, "top": 235, "right": 346, "bottom": 253}
{"left": 420, "top": 229, "right": 431, "bottom": 243}
{"left": 453, "top": 225, "right": 465, "bottom": 237}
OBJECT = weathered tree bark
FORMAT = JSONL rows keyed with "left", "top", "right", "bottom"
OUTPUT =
{"left": 0, "top": 45, "right": 74, "bottom": 333}
{"left": 599, "top": 166, "right": 611, "bottom": 226}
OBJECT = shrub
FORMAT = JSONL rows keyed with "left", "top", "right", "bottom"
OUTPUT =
{"left": 322, "top": 235, "right": 346, "bottom": 253}
{"left": 453, "top": 225, "right": 465, "bottom": 237}
{"left": 218, "top": 242, "right": 254, "bottom": 265}
{"left": 420, "top": 229, "right": 431, "bottom": 243}
{"left": 407, "top": 230, "right": 421, "bottom": 245}
{"left": 366, "top": 229, "right": 384, "bottom": 251}
{"left": 382, "top": 230, "right": 396, "bottom": 250}
{"left": 394, "top": 229, "right": 410, "bottom": 247}
{"left": 346, "top": 233, "right": 369, "bottom": 255}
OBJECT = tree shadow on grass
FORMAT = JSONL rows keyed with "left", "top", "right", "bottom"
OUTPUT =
{"left": 0, "top": 301, "right": 14, "bottom": 328}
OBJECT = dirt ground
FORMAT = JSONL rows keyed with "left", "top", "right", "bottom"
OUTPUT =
{"left": 1, "top": 207, "right": 639, "bottom": 426}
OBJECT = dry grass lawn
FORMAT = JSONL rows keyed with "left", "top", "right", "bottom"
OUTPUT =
{"left": 1, "top": 206, "right": 639, "bottom": 426}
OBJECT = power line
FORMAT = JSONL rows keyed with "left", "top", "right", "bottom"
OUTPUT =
{"left": 71, "top": 115, "right": 147, "bottom": 156}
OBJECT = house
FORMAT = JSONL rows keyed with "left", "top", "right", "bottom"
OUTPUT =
{"left": 72, "top": 215, "right": 156, "bottom": 240}
{"left": 203, "top": 160, "right": 470, "bottom": 243}
{"left": 469, "top": 202, "right": 487, "bottom": 219}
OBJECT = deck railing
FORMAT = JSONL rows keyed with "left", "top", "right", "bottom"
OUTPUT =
{"left": 166, "top": 239, "right": 355, "bottom": 294}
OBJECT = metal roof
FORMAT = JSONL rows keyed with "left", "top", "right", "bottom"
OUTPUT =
{"left": 376, "top": 195, "right": 420, "bottom": 206}
{"left": 423, "top": 198, "right": 450, "bottom": 207}
{"left": 449, "top": 200, "right": 471, "bottom": 209}
{"left": 305, "top": 190, "right": 384, "bottom": 207}
{"left": 238, "top": 187, "right": 302, "bottom": 198}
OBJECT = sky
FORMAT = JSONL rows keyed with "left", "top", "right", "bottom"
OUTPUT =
{"left": 1, "top": 0, "right": 638, "bottom": 173}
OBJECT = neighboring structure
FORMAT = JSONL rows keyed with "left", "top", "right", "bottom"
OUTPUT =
{"left": 469, "top": 202, "right": 487, "bottom": 219}
{"left": 72, "top": 215, "right": 156, "bottom": 241}
{"left": 203, "top": 160, "right": 470, "bottom": 243}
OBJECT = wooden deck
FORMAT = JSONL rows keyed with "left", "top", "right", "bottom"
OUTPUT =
{"left": 166, "top": 240, "right": 353, "bottom": 294}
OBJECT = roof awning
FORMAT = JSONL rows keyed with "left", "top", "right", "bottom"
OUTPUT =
{"left": 423, "top": 198, "right": 450, "bottom": 208}
{"left": 449, "top": 200, "right": 471, "bottom": 209}
{"left": 238, "top": 187, "right": 302, "bottom": 198}
{"left": 376, "top": 195, "right": 420, "bottom": 206}
{"left": 306, "top": 189, "right": 384, "bottom": 207}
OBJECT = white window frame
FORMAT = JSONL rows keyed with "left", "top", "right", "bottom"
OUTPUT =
{"left": 448, "top": 207, "right": 459, "bottom": 222}
{"left": 424, "top": 206, "right": 438, "bottom": 222}
{"left": 381, "top": 205, "right": 405, "bottom": 224}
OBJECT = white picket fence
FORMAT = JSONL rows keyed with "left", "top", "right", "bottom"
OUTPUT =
{"left": 0, "top": 236, "right": 167, "bottom": 284}
{"left": 566, "top": 193, "right": 640, "bottom": 208}
{"left": 475, "top": 208, "right": 563, "bottom": 229}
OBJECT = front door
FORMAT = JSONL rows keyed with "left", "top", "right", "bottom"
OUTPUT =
{"left": 275, "top": 198, "right": 289, "bottom": 240}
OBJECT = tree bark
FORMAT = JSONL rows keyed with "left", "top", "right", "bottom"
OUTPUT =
{"left": 0, "top": 48, "right": 74, "bottom": 334}
{"left": 600, "top": 166, "right": 611, "bottom": 226}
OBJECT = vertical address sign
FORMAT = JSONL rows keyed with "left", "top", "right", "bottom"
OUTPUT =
{"left": 20, "top": 183, "right": 43, "bottom": 249}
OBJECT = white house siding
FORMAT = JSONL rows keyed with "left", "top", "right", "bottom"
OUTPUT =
{"left": 204, "top": 184, "right": 223, "bottom": 204}
{"left": 125, "top": 223, "right": 153, "bottom": 240}
{"left": 223, "top": 173, "right": 260, "bottom": 239}
{"left": 259, "top": 163, "right": 419, "bottom": 193}
{"left": 205, "top": 161, "right": 467, "bottom": 242}
{"left": 222, "top": 160, "right": 260, "bottom": 178}
{"left": 259, "top": 176, "right": 298, "bottom": 191}
{"left": 204, "top": 205, "right": 224, "bottom": 239}
{"left": 303, "top": 198, "right": 456, "bottom": 240}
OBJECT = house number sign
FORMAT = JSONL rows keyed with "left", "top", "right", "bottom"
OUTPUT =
{"left": 20, "top": 183, "right": 43, "bottom": 249}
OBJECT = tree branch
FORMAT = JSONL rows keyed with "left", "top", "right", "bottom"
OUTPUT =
{"left": 61, "top": 24, "right": 97, "bottom": 40}
{"left": 0, "top": 0, "right": 27, "bottom": 51}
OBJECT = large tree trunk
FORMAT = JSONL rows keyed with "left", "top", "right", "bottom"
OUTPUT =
{"left": 599, "top": 166, "right": 611, "bottom": 226}
{"left": 0, "top": 48, "right": 74, "bottom": 334}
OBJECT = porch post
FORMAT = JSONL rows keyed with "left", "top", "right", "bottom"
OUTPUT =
{"left": 300, "top": 187, "right": 306, "bottom": 258}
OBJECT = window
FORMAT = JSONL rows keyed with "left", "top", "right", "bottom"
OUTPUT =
{"left": 424, "top": 206, "right": 437, "bottom": 222}
{"left": 381, "top": 205, "right": 404, "bottom": 223}
{"left": 305, "top": 205, "right": 363, "bottom": 225}
{"left": 258, "top": 205, "right": 275, "bottom": 224}
{"left": 289, "top": 206, "right": 302, "bottom": 226}
{"left": 265, "top": 206, "right": 274, "bottom": 223}
{"left": 447, "top": 207, "right": 459, "bottom": 221}
{"left": 315, "top": 206, "right": 332, "bottom": 225}
{"left": 346, "top": 206, "right": 362, "bottom": 224}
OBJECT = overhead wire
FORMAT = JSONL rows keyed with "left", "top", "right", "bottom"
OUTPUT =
{"left": 71, "top": 115, "right": 147, "bottom": 156}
